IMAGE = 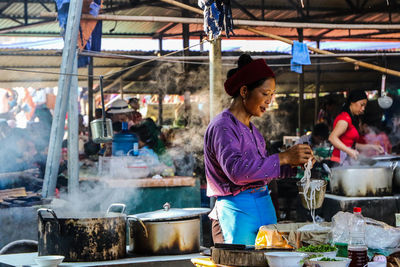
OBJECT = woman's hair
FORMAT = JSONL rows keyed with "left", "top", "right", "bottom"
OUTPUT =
{"left": 342, "top": 89, "right": 367, "bottom": 131}
{"left": 227, "top": 54, "right": 270, "bottom": 98}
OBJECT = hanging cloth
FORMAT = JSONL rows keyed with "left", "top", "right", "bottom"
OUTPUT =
{"left": 198, "top": 0, "right": 234, "bottom": 38}
{"left": 290, "top": 41, "right": 311, "bottom": 74}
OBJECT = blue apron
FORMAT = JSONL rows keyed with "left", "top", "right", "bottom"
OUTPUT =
{"left": 215, "top": 185, "right": 277, "bottom": 245}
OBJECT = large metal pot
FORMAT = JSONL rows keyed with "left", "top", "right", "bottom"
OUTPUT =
{"left": 371, "top": 155, "right": 400, "bottom": 189}
{"left": 37, "top": 204, "right": 126, "bottom": 262}
{"left": 329, "top": 166, "right": 394, "bottom": 197}
{"left": 128, "top": 203, "right": 210, "bottom": 255}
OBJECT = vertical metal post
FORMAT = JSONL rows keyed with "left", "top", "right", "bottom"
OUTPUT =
{"left": 68, "top": 51, "right": 79, "bottom": 196}
{"left": 158, "top": 90, "right": 163, "bottom": 126}
{"left": 314, "top": 40, "right": 321, "bottom": 124}
{"left": 24, "top": 0, "right": 28, "bottom": 25}
{"left": 158, "top": 36, "right": 163, "bottom": 55}
{"left": 209, "top": 38, "right": 222, "bottom": 120}
{"left": 297, "top": 28, "right": 305, "bottom": 135}
{"left": 42, "top": 0, "right": 83, "bottom": 198}
{"left": 182, "top": 0, "right": 190, "bottom": 72}
{"left": 120, "top": 79, "right": 124, "bottom": 99}
{"left": 209, "top": 37, "right": 222, "bottom": 209}
{"left": 88, "top": 56, "right": 94, "bottom": 137}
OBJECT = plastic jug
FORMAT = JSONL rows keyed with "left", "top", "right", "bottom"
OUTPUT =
{"left": 112, "top": 122, "right": 138, "bottom": 156}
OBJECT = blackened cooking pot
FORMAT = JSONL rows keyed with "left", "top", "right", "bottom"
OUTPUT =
{"left": 128, "top": 203, "right": 210, "bottom": 255}
{"left": 37, "top": 204, "right": 126, "bottom": 262}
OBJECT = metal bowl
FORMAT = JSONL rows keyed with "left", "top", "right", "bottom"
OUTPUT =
{"left": 297, "top": 180, "right": 327, "bottom": 210}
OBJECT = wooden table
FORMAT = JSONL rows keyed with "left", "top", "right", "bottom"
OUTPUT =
{"left": 0, "top": 252, "right": 207, "bottom": 267}
{"left": 80, "top": 176, "right": 197, "bottom": 188}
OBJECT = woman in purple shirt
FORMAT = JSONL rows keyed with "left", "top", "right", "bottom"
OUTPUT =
{"left": 204, "top": 54, "right": 314, "bottom": 245}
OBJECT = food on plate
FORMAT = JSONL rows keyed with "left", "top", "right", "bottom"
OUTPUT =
{"left": 298, "top": 244, "right": 337, "bottom": 253}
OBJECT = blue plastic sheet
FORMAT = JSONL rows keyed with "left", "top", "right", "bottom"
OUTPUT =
{"left": 55, "top": 0, "right": 70, "bottom": 29}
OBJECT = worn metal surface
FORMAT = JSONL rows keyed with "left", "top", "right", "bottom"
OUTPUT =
{"left": 330, "top": 166, "right": 393, "bottom": 197}
{"left": 129, "top": 218, "right": 200, "bottom": 255}
{"left": 38, "top": 212, "right": 126, "bottom": 262}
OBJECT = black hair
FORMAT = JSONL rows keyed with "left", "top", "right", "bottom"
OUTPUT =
{"left": 342, "top": 89, "right": 367, "bottom": 131}
{"left": 130, "top": 124, "right": 155, "bottom": 149}
{"left": 112, "top": 121, "right": 122, "bottom": 132}
{"left": 227, "top": 54, "right": 269, "bottom": 98}
{"left": 84, "top": 140, "right": 100, "bottom": 156}
{"left": 313, "top": 123, "right": 329, "bottom": 140}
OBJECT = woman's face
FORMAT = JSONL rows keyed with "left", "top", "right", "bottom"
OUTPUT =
{"left": 243, "top": 78, "right": 276, "bottom": 117}
{"left": 350, "top": 99, "right": 367, "bottom": 116}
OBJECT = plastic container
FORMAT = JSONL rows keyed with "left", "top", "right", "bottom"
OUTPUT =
{"left": 112, "top": 122, "right": 138, "bottom": 156}
{"left": 348, "top": 207, "right": 368, "bottom": 267}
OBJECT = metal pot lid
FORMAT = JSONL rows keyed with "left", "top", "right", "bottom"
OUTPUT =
{"left": 371, "top": 154, "right": 400, "bottom": 161}
{"left": 128, "top": 203, "right": 210, "bottom": 222}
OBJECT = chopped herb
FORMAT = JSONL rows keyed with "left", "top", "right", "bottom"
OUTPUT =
{"left": 319, "top": 257, "right": 340, "bottom": 261}
{"left": 297, "top": 244, "right": 337, "bottom": 252}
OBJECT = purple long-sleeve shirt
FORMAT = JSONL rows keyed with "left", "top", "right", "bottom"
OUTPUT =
{"left": 204, "top": 109, "right": 281, "bottom": 197}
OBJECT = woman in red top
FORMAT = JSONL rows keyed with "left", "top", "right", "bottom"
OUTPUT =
{"left": 329, "top": 90, "right": 383, "bottom": 164}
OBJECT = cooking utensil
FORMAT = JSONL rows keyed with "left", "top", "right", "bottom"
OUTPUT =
{"left": 127, "top": 202, "right": 210, "bottom": 255}
{"left": 378, "top": 74, "right": 393, "bottom": 109}
{"left": 328, "top": 165, "right": 394, "bottom": 197}
{"left": 297, "top": 179, "right": 327, "bottom": 210}
{"left": 90, "top": 76, "right": 113, "bottom": 143}
{"left": 37, "top": 203, "right": 126, "bottom": 262}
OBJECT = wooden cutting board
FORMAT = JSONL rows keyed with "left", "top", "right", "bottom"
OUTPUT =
{"left": 211, "top": 247, "right": 268, "bottom": 267}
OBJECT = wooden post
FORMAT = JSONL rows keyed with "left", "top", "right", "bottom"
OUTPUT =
{"left": 68, "top": 51, "right": 79, "bottom": 196}
{"left": 209, "top": 38, "right": 222, "bottom": 120}
{"left": 42, "top": 0, "right": 83, "bottom": 198}
{"left": 158, "top": 36, "right": 163, "bottom": 55}
{"left": 297, "top": 28, "right": 305, "bottom": 135}
{"left": 182, "top": 0, "right": 190, "bottom": 72}
{"left": 314, "top": 41, "right": 321, "bottom": 124}
{"left": 88, "top": 56, "right": 94, "bottom": 137}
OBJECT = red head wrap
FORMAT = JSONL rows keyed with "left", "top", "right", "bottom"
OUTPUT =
{"left": 224, "top": 59, "right": 275, "bottom": 97}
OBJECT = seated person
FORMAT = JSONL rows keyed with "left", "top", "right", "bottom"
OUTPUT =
{"left": 295, "top": 123, "right": 330, "bottom": 148}
{"left": 359, "top": 119, "right": 392, "bottom": 156}
{"left": 130, "top": 124, "right": 160, "bottom": 166}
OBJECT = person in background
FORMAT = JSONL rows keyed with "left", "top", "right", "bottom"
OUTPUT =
{"left": 94, "top": 108, "right": 103, "bottom": 119}
{"left": 204, "top": 54, "right": 314, "bottom": 245}
{"left": 317, "top": 97, "right": 336, "bottom": 130}
{"left": 296, "top": 123, "right": 330, "bottom": 148}
{"left": 359, "top": 118, "right": 392, "bottom": 156}
{"left": 107, "top": 99, "right": 133, "bottom": 126}
{"left": 130, "top": 124, "right": 160, "bottom": 164}
{"left": 128, "top": 97, "right": 142, "bottom": 125}
{"left": 329, "top": 90, "right": 384, "bottom": 165}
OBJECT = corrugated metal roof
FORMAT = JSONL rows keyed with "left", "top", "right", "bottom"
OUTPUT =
{"left": 0, "top": 0, "right": 400, "bottom": 41}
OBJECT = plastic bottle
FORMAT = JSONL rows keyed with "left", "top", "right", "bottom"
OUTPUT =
{"left": 112, "top": 122, "right": 139, "bottom": 156}
{"left": 348, "top": 207, "right": 368, "bottom": 267}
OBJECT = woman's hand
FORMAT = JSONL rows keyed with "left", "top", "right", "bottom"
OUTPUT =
{"left": 347, "top": 148, "right": 359, "bottom": 160}
{"left": 279, "top": 144, "right": 314, "bottom": 166}
{"left": 371, "top": 144, "right": 385, "bottom": 154}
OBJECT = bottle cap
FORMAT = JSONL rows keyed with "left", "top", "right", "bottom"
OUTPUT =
{"left": 353, "top": 207, "right": 361, "bottom": 213}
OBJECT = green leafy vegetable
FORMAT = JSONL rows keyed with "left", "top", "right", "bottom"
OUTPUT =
{"left": 297, "top": 244, "right": 337, "bottom": 252}
{"left": 319, "top": 257, "right": 340, "bottom": 261}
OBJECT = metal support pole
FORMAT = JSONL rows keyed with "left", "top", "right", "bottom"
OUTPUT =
{"left": 158, "top": 90, "right": 163, "bottom": 126}
{"left": 297, "top": 28, "right": 305, "bottom": 135}
{"left": 209, "top": 38, "right": 222, "bottom": 120}
{"left": 88, "top": 56, "right": 94, "bottom": 137}
{"left": 314, "top": 41, "right": 321, "bottom": 124}
{"left": 42, "top": 0, "right": 83, "bottom": 198}
{"left": 24, "top": 0, "right": 28, "bottom": 25}
{"left": 68, "top": 51, "right": 79, "bottom": 196}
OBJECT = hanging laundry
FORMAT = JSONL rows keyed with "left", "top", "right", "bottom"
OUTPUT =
{"left": 54, "top": 0, "right": 103, "bottom": 68}
{"left": 55, "top": 0, "right": 70, "bottom": 29}
{"left": 290, "top": 40, "right": 311, "bottom": 74}
{"left": 198, "top": 0, "right": 234, "bottom": 39}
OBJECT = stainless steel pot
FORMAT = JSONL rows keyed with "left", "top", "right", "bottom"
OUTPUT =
{"left": 128, "top": 203, "right": 210, "bottom": 255}
{"left": 37, "top": 204, "right": 126, "bottom": 262}
{"left": 371, "top": 155, "right": 400, "bottom": 188}
{"left": 90, "top": 118, "right": 113, "bottom": 143}
{"left": 329, "top": 166, "right": 394, "bottom": 197}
